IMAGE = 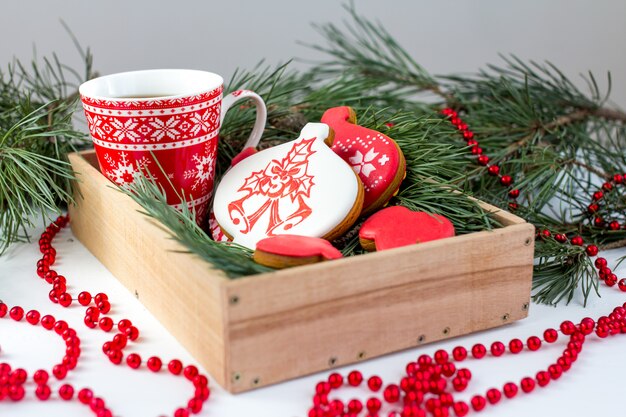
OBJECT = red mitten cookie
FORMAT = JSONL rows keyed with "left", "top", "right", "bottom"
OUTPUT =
{"left": 359, "top": 206, "right": 455, "bottom": 251}
{"left": 321, "top": 106, "right": 406, "bottom": 215}
{"left": 253, "top": 235, "right": 343, "bottom": 268}
{"left": 213, "top": 123, "right": 364, "bottom": 249}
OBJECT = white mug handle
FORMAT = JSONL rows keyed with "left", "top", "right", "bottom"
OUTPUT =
{"left": 220, "top": 89, "right": 267, "bottom": 149}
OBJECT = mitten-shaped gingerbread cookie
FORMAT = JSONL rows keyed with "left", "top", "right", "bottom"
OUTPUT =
{"left": 322, "top": 106, "right": 406, "bottom": 215}
{"left": 359, "top": 206, "right": 455, "bottom": 251}
{"left": 213, "top": 123, "right": 364, "bottom": 249}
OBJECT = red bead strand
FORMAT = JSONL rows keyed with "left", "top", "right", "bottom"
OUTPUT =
{"left": 301, "top": 111, "right": 626, "bottom": 416}
{"left": 8, "top": 214, "right": 212, "bottom": 416}
{"left": 441, "top": 108, "right": 520, "bottom": 210}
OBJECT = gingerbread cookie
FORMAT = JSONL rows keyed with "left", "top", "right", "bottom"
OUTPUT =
{"left": 253, "top": 235, "right": 343, "bottom": 268}
{"left": 321, "top": 106, "right": 406, "bottom": 215}
{"left": 359, "top": 206, "right": 455, "bottom": 251}
{"left": 213, "top": 123, "right": 364, "bottom": 249}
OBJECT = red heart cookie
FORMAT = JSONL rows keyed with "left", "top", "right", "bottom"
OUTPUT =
{"left": 253, "top": 235, "right": 343, "bottom": 268}
{"left": 321, "top": 106, "right": 406, "bottom": 215}
{"left": 359, "top": 206, "right": 455, "bottom": 251}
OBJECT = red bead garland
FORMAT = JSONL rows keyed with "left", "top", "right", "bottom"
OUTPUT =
{"left": 441, "top": 108, "right": 626, "bottom": 294}
{"left": 0, "top": 301, "right": 113, "bottom": 414}
{"left": 441, "top": 108, "right": 520, "bottom": 209}
{"left": 309, "top": 111, "right": 626, "bottom": 417}
{"left": 441, "top": 107, "right": 626, "bottom": 236}
{"left": 306, "top": 298, "right": 626, "bottom": 415}
{"left": 0, "top": 215, "right": 211, "bottom": 417}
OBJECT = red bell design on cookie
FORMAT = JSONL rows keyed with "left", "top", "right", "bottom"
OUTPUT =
{"left": 321, "top": 106, "right": 406, "bottom": 215}
{"left": 213, "top": 123, "right": 364, "bottom": 249}
{"left": 359, "top": 206, "right": 455, "bottom": 251}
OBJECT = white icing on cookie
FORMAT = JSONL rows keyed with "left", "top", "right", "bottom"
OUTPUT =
{"left": 213, "top": 123, "right": 360, "bottom": 249}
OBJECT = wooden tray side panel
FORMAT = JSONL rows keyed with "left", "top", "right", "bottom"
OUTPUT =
{"left": 68, "top": 153, "right": 230, "bottom": 386}
{"left": 476, "top": 200, "right": 526, "bottom": 226}
{"left": 224, "top": 223, "right": 534, "bottom": 392}
{"left": 225, "top": 225, "right": 534, "bottom": 322}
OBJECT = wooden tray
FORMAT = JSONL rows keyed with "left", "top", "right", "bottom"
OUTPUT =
{"left": 68, "top": 150, "right": 535, "bottom": 393}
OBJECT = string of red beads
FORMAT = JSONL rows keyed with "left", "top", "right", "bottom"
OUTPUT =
{"left": 440, "top": 108, "right": 626, "bottom": 225}
{"left": 5, "top": 215, "right": 210, "bottom": 416}
{"left": 440, "top": 108, "right": 626, "bottom": 292}
{"left": 586, "top": 175, "right": 626, "bottom": 231}
{"left": 311, "top": 110, "right": 626, "bottom": 417}
{"left": 440, "top": 108, "right": 520, "bottom": 211}
{"left": 535, "top": 231, "right": 626, "bottom": 291}
{"left": 0, "top": 301, "right": 113, "bottom": 416}
{"left": 309, "top": 302, "right": 626, "bottom": 417}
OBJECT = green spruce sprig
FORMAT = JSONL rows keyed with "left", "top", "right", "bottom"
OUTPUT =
{"left": 119, "top": 176, "right": 272, "bottom": 278}
{"left": 0, "top": 44, "right": 94, "bottom": 253}
{"left": 0, "top": 102, "right": 82, "bottom": 252}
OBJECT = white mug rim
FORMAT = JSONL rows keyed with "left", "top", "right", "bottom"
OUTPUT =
{"left": 78, "top": 69, "right": 224, "bottom": 102}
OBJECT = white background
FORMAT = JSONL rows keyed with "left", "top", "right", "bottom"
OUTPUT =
{"left": 1, "top": 0, "right": 625, "bottom": 107}
{"left": 2, "top": 1, "right": 626, "bottom": 416}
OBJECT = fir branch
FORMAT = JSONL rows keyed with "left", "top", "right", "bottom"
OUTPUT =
{"left": 120, "top": 176, "right": 273, "bottom": 278}
{"left": 567, "top": 158, "right": 611, "bottom": 181}
{"left": 311, "top": 6, "right": 626, "bottom": 305}
{"left": 308, "top": 3, "right": 450, "bottom": 102}
{"left": 594, "top": 107, "right": 626, "bottom": 123}
{"left": 599, "top": 238, "right": 626, "bottom": 251}
{"left": 0, "top": 45, "right": 93, "bottom": 254}
{"left": 533, "top": 238, "right": 598, "bottom": 306}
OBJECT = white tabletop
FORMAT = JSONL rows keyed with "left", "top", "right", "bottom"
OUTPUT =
{"left": 1, "top": 222, "right": 624, "bottom": 417}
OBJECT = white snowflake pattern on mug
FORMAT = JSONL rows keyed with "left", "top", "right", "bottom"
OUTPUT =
{"left": 103, "top": 152, "right": 151, "bottom": 185}
{"left": 183, "top": 142, "right": 216, "bottom": 194}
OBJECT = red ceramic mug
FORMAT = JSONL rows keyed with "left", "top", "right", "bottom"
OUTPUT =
{"left": 79, "top": 69, "right": 266, "bottom": 224}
